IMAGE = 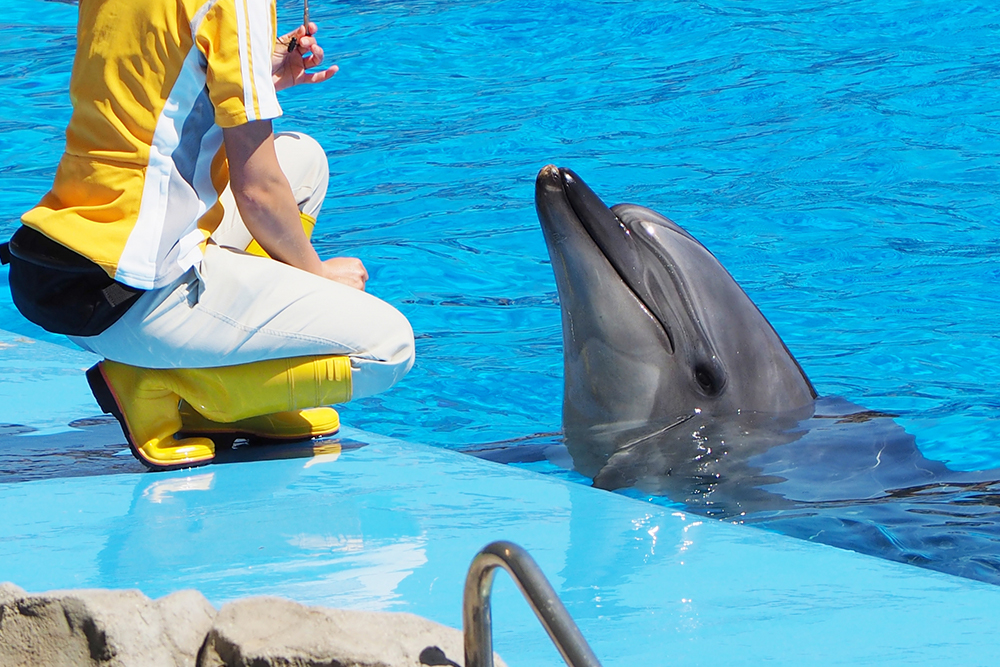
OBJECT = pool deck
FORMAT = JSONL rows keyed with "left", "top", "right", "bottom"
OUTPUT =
{"left": 1, "top": 328, "right": 998, "bottom": 665}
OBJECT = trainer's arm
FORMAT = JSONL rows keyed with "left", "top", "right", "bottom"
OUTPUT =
{"left": 223, "top": 119, "right": 368, "bottom": 290}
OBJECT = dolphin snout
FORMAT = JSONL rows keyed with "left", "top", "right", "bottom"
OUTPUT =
{"left": 536, "top": 164, "right": 564, "bottom": 194}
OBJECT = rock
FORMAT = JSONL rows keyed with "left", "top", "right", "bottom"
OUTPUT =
{"left": 197, "top": 596, "right": 504, "bottom": 667}
{"left": 0, "top": 585, "right": 505, "bottom": 667}
{"left": 0, "top": 584, "right": 217, "bottom": 667}
{"left": 156, "top": 590, "right": 220, "bottom": 665}
{"left": 0, "top": 582, "right": 26, "bottom": 605}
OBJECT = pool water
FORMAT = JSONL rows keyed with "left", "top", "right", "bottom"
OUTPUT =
{"left": 304, "top": 0, "right": 1000, "bottom": 475}
{"left": 3, "top": 0, "right": 1000, "bottom": 584}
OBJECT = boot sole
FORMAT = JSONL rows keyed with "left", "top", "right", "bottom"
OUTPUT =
{"left": 179, "top": 425, "right": 341, "bottom": 443}
{"left": 86, "top": 363, "right": 212, "bottom": 472}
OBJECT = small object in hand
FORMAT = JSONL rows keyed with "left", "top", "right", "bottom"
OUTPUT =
{"left": 286, "top": 36, "right": 298, "bottom": 52}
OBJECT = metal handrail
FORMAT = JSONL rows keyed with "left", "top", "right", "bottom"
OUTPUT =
{"left": 463, "top": 541, "right": 603, "bottom": 667}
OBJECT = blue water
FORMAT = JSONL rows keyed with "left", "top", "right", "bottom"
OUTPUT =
{"left": 2, "top": 0, "right": 1000, "bottom": 571}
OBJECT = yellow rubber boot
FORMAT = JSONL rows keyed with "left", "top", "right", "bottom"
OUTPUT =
{"left": 178, "top": 403, "right": 341, "bottom": 441}
{"left": 86, "top": 363, "right": 216, "bottom": 470}
{"left": 245, "top": 212, "right": 316, "bottom": 258}
{"left": 174, "top": 355, "right": 352, "bottom": 422}
{"left": 86, "top": 355, "right": 352, "bottom": 471}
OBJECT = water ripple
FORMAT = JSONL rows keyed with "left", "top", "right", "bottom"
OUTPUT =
{"left": 0, "top": 0, "right": 998, "bottom": 469}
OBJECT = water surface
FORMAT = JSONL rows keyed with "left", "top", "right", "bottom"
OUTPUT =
{"left": 2, "top": 0, "right": 999, "bottom": 578}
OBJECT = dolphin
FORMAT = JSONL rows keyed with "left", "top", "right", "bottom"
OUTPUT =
{"left": 533, "top": 165, "right": 1000, "bottom": 583}
{"left": 534, "top": 164, "right": 817, "bottom": 488}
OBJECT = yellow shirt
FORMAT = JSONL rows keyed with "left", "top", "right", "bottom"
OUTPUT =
{"left": 22, "top": 0, "right": 281, "bottom": 289}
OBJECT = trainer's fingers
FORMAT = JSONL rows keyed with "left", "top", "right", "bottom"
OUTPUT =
{"left": 300, "top": 65, "right": 338, "bottom": 85}
{"left": 297, "top": 34, "right": 316, "bottom": 51}
{"left": 303, "top": 43, "right": 325, "bottom": 67}
{"left": 279, "top": 24, "right": 306, "bottom": 44}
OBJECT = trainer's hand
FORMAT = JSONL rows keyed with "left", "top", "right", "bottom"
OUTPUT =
{"left": 321, "top": 257, "right": 368, "bottom": 291}
{"left": 273, "top": 22, "right": 338, "bottom": 91}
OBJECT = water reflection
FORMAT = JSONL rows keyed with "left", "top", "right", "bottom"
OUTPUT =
{"left": 93, "top": 450, "right": 426, "bottom": 606}
{"left": 558, "top": 395, "right": 1000, "bottom": 586}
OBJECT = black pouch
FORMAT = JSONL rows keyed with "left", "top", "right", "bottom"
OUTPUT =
{"left": 0, "top": 226, "right": 144, "bottom": 337}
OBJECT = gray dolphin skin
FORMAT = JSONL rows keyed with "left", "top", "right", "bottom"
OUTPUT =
{"left": 535, "top": 164, "right": 818, "bottom": 487}
{"left": 533, "top": 164, "right": 1000, "bottom": 585}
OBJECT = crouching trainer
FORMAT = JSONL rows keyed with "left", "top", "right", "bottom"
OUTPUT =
{"left": 1, "top": 0, "right": 415, "bottom": 469}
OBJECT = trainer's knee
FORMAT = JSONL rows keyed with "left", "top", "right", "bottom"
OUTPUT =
{"left": 274, "top": 132, "right": 329, "bottom": 218}
{"left": 275, "top": 131, "right": 325, "bottom": 162}
{"left": 351, "top": 310, "right": 415, "bottom": 399}
{"left": 377, "top": 308, "right": 416, "bottom": 378}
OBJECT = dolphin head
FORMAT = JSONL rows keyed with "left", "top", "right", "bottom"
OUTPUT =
{"left": 535, "top": 165, "right": 816, "bottom": 478}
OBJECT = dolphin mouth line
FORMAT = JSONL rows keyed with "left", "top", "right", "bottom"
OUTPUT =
{"left": 558, "top": 171, "right": 677, "bottom": 354}
{"left": 551, "top": 166, "right": 734, "bottom": 398}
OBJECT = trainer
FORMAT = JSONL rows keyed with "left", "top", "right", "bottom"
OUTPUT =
{"left": 3, "top": 0, "right": 414, "bottom": 469}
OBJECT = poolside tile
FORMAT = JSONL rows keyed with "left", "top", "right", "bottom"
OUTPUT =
{"left": 1, "top": 329, "right": 998, "bottom": 665}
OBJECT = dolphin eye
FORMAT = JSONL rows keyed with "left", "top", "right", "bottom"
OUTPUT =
{"left": 693, "top": 363, "right": 723, "bottom": 397}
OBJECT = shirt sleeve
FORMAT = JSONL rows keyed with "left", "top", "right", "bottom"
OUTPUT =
{"left": 197, "top": 0, "right": 282, "bottom": 128}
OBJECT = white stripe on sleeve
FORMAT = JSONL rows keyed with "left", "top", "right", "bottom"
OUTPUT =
{"left": 234, "top": 0, "right": 257, "bottom": 121}
{"left": 247, "top": 0, "right": 282, "bottom": 119}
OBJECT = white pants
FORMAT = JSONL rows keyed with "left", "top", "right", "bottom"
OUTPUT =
{"left": 70, "top": 133, "right": 415, "bottom": 400}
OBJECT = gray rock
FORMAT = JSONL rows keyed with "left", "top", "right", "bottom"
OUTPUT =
{"left": 197, "top": 596, "right": 504, "bottom": 667}
{"left": 0, "top": 584, "right": 216, "bottom": 667}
